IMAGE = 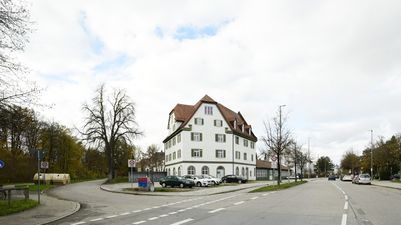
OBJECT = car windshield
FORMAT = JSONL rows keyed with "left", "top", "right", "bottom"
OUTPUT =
{"left": 360, "top": 174, "right": 370, "bottom": 178}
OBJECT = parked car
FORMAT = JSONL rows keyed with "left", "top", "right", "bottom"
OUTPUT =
{"left": 341, "top": 175, "right": 353, "bottom": 181}
{"left": 183, "top": 175, "right": 212, "bottom": 187}
{"left": 221, "top": 175, "right": 248, "bottom": 184}
{"left": 352, "top": 175, "right": 359, "bottom": 184}
{"left": 328, "top": 175, "right": 336, "bottom": 181}
{"left": 159, "top": 176, "right": 194, "bottom": 188}
{"left": 356, "top": 174, "right": 371, "bottom": 185}
{"left": 390, "top": 174, "right": 400, "bottom": 180}
{"left": 200, "top": 174, "right": 221, "bottom": 185}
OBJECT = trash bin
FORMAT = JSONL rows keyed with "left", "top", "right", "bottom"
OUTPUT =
{"left": 33, "top": 173, "right": 52, "bottom": 184}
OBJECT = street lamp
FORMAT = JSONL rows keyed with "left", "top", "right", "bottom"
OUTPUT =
{"left": 370, "top": 130, "right": 373, "bottom": 180}
{"left": 278, "top": 105, "right": 286, "bottom": 184}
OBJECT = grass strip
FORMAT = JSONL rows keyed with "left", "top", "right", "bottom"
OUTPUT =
{"left": 123, "top": 187, "right": 191, "bottom": 192}
{"left": 249, "top": 180, "right": 307, "bottom": 193}
{"left": 0, "top": 199, "right": 38, "bottom": 216}
{"left": 28, "top": 184, "right": 55, "bottom": 192}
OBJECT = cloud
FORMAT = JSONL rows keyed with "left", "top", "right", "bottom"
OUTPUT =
{"left": 19, "top": 0, "right": 401, "bottom": 164}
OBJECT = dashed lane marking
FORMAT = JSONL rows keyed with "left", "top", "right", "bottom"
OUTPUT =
{"left": 90, "top": 218, "right": 104, "bottom": 222}
{"left": 106, "top": 215, "right": 118, "bottom": 219}
{"left": 71, "top": 222, "right": 86, "bottom": 225}
{"left": 132, "top": 220, "right": 146, "bottom": 225}
{"left": 262, "top": 193, "right": 269, "bottom": 196}
{"left": 143, "top": 208, "right": 151, "bottom": 211}
{"left": 170, "top": 218, "right": 194, "bottom": 225}
{"left": 159, "top": 214, "right": 169, "bottom": 217}
{"left": 208, "top": 208, "right": 226, "bottom": 213}
{"left": 169, "top": 212, "right": 178, "bottom": 215}
{"left": 148, "top": 217, "right": 159, "bottom": 221}
{"left": 341, "top": 214, "right": 347, "bottom": 225}
{"left": 344, "top": 202, "right": 348, "bottom": 210}
{"left": 251, "top": 197, "right": 258, "bottom": 200}
{"left": 234, "top": 201, "right": 244, "bottom": 205}
{"left": 132, "top": 210, "right": 142, "bottom": 213}
{"left": 345, "top": 195, "right": 348, "bottom": 200}
{"left": 120, "top": 212, "right": 130, "bottom": 216}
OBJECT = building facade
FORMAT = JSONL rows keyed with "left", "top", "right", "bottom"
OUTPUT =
{"left": 163, "top": 95, "right": 257, "bottom": 180}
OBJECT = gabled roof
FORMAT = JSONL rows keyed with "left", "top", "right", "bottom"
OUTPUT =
{"left": 163, "top": 95, "right": 257, "bottom": 143}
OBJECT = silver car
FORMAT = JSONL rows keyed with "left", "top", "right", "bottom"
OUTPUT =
{"left": 356, "top": 174, "right": 371, "bottom": 185}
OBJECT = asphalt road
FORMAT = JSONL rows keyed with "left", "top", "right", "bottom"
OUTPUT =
{"left": 49, "top": 179, "right": 401, "bottom": 225}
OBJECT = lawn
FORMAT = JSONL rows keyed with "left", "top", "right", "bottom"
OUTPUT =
{"left": 249, "top": 180, "right": 307, "bottom": 193}
{"left": 0, "top": 199, "right": 38, "bottom": 216}
{"left": 28, "top": 183, "right": 55, "bottom": 192}
{"left": 123, "top": 187, "right": 192, "bottom": 192}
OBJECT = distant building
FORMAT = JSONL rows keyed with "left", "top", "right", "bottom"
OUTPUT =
{"left": 256, "top": 159, "right": 290, "bottom": 180}
{"left": 163, "top": 95, "right": 257, "bottom": 180}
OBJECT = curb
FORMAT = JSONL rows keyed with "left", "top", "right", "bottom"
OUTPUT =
{"left": 371, "top": 183, "right": 401, "bottom": 191}
{"left": 41, "top": 200, "right": 81, "bottom": 225}
{"left": 100, "top": 183, "right": 267, "bottom": 197}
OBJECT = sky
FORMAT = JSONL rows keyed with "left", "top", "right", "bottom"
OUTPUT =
{"left": 18, "top": 0, "right": 401, "bottom": 164}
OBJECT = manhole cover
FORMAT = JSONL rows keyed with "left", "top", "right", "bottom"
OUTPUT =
{"left": 33, "top": 214, "right": 52, "bottom": 218}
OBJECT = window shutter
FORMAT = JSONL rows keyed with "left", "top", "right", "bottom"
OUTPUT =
{"left": 214, "top": 120, "right": 216, "bottom": 126}
{"left": 215, "top": 150, "right": 218, "bottom": 158}
{"left": 201, "top": 118, "right": 204, "bottom": 125}
{"left": 200, "top": 150, "right": 203, "bottom": 157}
{"left": 223, "top": 150, "right": 226, "bottom": 158}
{"left": 200, "top": 133, "right": 203, "bottom": 141}
{"left": 223, "top": 134, "right": 226, "bottom": 142}
{"left": 191, "top": 133, "right": 194, "bottom": 141}
{"left": 215, "top": 134, "right": 218, "bottom": 142}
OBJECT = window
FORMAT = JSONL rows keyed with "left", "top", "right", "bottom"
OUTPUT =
{"left": 173, "top": 152, "right": 176, "bottom": 160}
{"left": 235, "top": 151, "right": 240, "bottom": 159}
{"left": 243, "top": 139, "right": 248, "bottom": 147}
{"left": 250, "top": 170, "right": 252, "bottom": 177}
{"left": 168, "top": 168, "right": 171, "bottom": 175}
{"left": 244, "top": 153, "right": 247, "bottom": 160}
{"left": 194, "top": 117, "right": 204, "bottom": 125}
{"left": 205, "top": 106, "right": 213, "bottom": 115}
{"left": 251, "top": 154, "right": 254, "bottom": 161}
{"left": 165, "top": 155, "right": 168, "bottom": 162}
{"left": 188, "top": 166, "right": 195, "bottom": 175}
{"left": 178, "top": 167, "right": 182, "bottom": 176}
{"left": 191, "top": 149, "right": 203, "bottom": 158}
{"left": 236, "top": 167, "right": 239, "bottom": 176}
{"left": 242, "top": 167, "right": 245, "bottom": 176}
{"left": 164, "top": 143, "right": 168, "bottom": 150}
{"left": 215, "top": 134, "right": 226, "bottom": 143}
{"left": 202, "top": 166, "right": 209, "bottom": 175}
{"left": 177, "top": 149, "right": 181, "bottom": 158}
{"left": 250, "top": 142, "right": 255, "bottom": 149}
{"left": 214, "top": 119, "right": 223, "bottom": 127}
{"left": 235, "top": 136, "right": 239, "bottom": 145}
{"left": 173, "top": 168, "right": 176, "bottom": 175}
{"left": 215, "top": 149, "right": 226, "bottom": 158}
{"left": 191, "top": 132, "right": 203, "bottom": 141}
{"left": 168, "top": 154, "right": 172, "bottom": 161}
{"left": 177, "top": 133, "right": 181, "bottom": 143}
{"left": 173, "top": 137, "right": 176, "bottom": 146}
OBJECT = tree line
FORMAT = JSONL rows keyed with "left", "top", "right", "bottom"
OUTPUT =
{"left": 341, "top": 135, "right": 401, "bottom": 179}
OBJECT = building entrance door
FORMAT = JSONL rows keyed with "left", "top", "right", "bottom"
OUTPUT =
{"left": 216, "top": 166, "right": 225, "bottom": 178}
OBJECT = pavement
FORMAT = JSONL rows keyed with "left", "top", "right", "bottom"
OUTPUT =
{"left": 0, "top": 191, "right": 80, "bottom": 225}
{"left": 0, "top": 181, "right": 401, "bottom": 225}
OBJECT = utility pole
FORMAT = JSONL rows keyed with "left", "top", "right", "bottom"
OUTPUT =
{"left": 370, "top": 129, "right": 373, "bottom": 180}
{"left": 278, "top": 105, "right": 286, "bottom": 185}
{"left": 307, "top": 138, "right": 311, "bottom": 179}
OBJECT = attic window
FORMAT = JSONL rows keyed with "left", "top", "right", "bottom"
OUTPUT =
{"left": 249, "top": 127, "right": 252, "bottom": 135}
{"left": 205, "top": 106, "right": 213, "bottom": 115}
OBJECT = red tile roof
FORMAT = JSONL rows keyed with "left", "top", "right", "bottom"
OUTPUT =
{"left": 163, "top": 95, "right": 257, "bottom": 143}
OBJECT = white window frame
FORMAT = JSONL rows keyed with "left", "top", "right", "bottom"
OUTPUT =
{"left": 235, "top": 151, "right": 240, "bottom": 159}
{"left": 205, "top": 106, "right": 213, "bottom": 115}
{"left": 194, "top": 117, "right": 204, "bottom": 125}
{"left": 191, "top": 149, "right": 203, "bottom": 158}
{"left": 188, "top": 166, "right": 196, "bottom": 175}
{"left": 215, "top": 134, "right": 226, "bottom": 143}
{"left": 214, "top": 119, "right": 223, "bottom": 127}
{"left": 191, "top": 132, "right": 203, "bottom": 142}
{"left": 215, "top": 149, "right": 226, "bottom": 158}
{"left": 243, "top": 139, "right": 249, "bottom": 147}
{"left": 177, "top": 149, "right": 181, "bottom": 158}
{"left": 202, "top": 166, "right": 209, "bottom": 175}
{"left": 244, "top": 153, "right": 247, "bottom": 161}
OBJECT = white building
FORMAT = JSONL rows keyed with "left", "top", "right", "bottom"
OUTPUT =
{"left": 163, "top": 95, "right": 258, "bottom": 180}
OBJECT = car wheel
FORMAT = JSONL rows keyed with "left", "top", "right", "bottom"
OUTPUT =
{"left": 238, "top": 180, "right": 242, "bottom": 184}
{"left": 196, "top": 182, "right": 202, "bottom": 187}
{"left": 180, "top": 183, "right": 184, "bottom": 188}
{"left": 162, "top": 183, "right": 167, "bottom": 188}
{"left": 213, "top": 181, "right": 217, "bottom": 186}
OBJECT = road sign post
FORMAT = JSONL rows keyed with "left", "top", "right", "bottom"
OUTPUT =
{"left": 128, "top": 159, "right": 136, "bottom": 188}
{"left": 41, "top": 162, "right": 49, "bottom": 184}
{"left": 37, "top": 150, "right": 41, "bottom": 204}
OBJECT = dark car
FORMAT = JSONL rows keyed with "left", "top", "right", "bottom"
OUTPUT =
{"left": 221, "top": 175, "right": 248, "bottom": 184}
{"left": 159, "top": 176, "right": 194, "bottom": 188}
{"left": 328, "top": 175, "right": 336, "bottom": 181}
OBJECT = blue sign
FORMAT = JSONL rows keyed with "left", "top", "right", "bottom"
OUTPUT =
{"left": 0, "top": 160, "right": 4, "bottom": 169}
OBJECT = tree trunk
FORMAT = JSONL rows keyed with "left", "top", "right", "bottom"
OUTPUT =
{"left": 277, "top": 155, "right": 281, "bottom": 185}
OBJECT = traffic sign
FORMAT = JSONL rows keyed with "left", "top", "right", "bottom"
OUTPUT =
{"left": 128, "top": 159, "right": 136, "bottom": 168}
{"left": 0, "top": 160, "right": 4, "bottom": 169}
{"left": 41, "top": 161, "right": 49, "bottom": 169}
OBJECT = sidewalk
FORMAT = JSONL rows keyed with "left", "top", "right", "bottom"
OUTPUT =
{"left": 372, "top": 180, "right": 401, "bottom": 190}
{"left": 0, "top": 192, "right": 80, "bottom": 225}
{"left": 101, "top": 181, "right": 274, "bottom": 196}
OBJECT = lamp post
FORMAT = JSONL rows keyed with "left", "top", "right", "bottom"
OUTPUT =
{"left": 370, "top": 129, "right": 373, "bottom": 180}
{"left": 278, "top": 105, "right": 286, "bottom": 184}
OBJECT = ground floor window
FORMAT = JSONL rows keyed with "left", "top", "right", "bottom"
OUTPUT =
{"left": 236, "top": 167, "right": 239, "bottom": 175}
{"left": 202, "top": 166, "right": 209, "bottom": 175}
{"left": 188, "top": 166, "right": 195, "bottom": 175}
{"left": 216, "top": 166, "right": 225, "bottom": 178}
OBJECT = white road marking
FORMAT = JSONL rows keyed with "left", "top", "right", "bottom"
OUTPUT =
{"left": 169, "top": 212, "right": 178, "bottom": 215}
{"left": 71, "top": 222, "right": 86, "bottom": 225}
{"left": 160, "top": 214, "right": 169, "bottom": 217}
{"left": 143, "top": 208, "right": 151, "bottom": 211}
{"left": 148, "top": 217, "right": 159, "bottom": 221}
{"left": 120, "top": 212, "right": 130, "bottom": 216}
{"left": 133, "top": 221, "right": 146, "bottom": 225}
{"left": 152, "top": 206, "right": 160, "bottom": 209}
{"left": 341, "top": 214, "right": 347, "bottom": 225}
{"left": 208, "top": 208, "right": 226, "bottom": 213}
{"left": 234, "top": 201, "right": 244, "bottom": 205}
{"left": 162, "top": 204, "right": 169, "bottom": 207}
{"left": 90, "top": 218, "right": 104, "bottom": 222}
{"left": 262, "top": 193, "right": 269, "bottom": 196}
{"left": 345, "top": 195, "right": 348, "bottom": 200}
{"left": 178, "top": 209, "right": 186, "bottom": 212}
{"left": 170, "top": 218, "right": 194, "bottom": 225}
{"left": 251, "top": 197, "right": 258, "bottom": 200}
{"left": 132, "top": 210, "right": 142, "bottom": 213}
{"left": 344, "top": 202, "right": 348, "bottom": 210}
{"left": 106, "top": 215, "right": 118, "bottom": 219}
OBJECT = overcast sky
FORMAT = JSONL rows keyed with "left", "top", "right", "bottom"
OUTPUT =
{"left": 20, "top": 0, "right": 401, "bottom": 164}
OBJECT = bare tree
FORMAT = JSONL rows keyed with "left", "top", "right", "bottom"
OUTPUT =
{"left": 284, "top": 140, "right": 303, "bottom": 182}
{"left": 0, "top": 0, "right": 38, "bottom": 106}
{"left": 261, "top": 107, "right": 292, "bottom": 185}
{"left": 81, "top": 84, "right": 142, "bottom": 180}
